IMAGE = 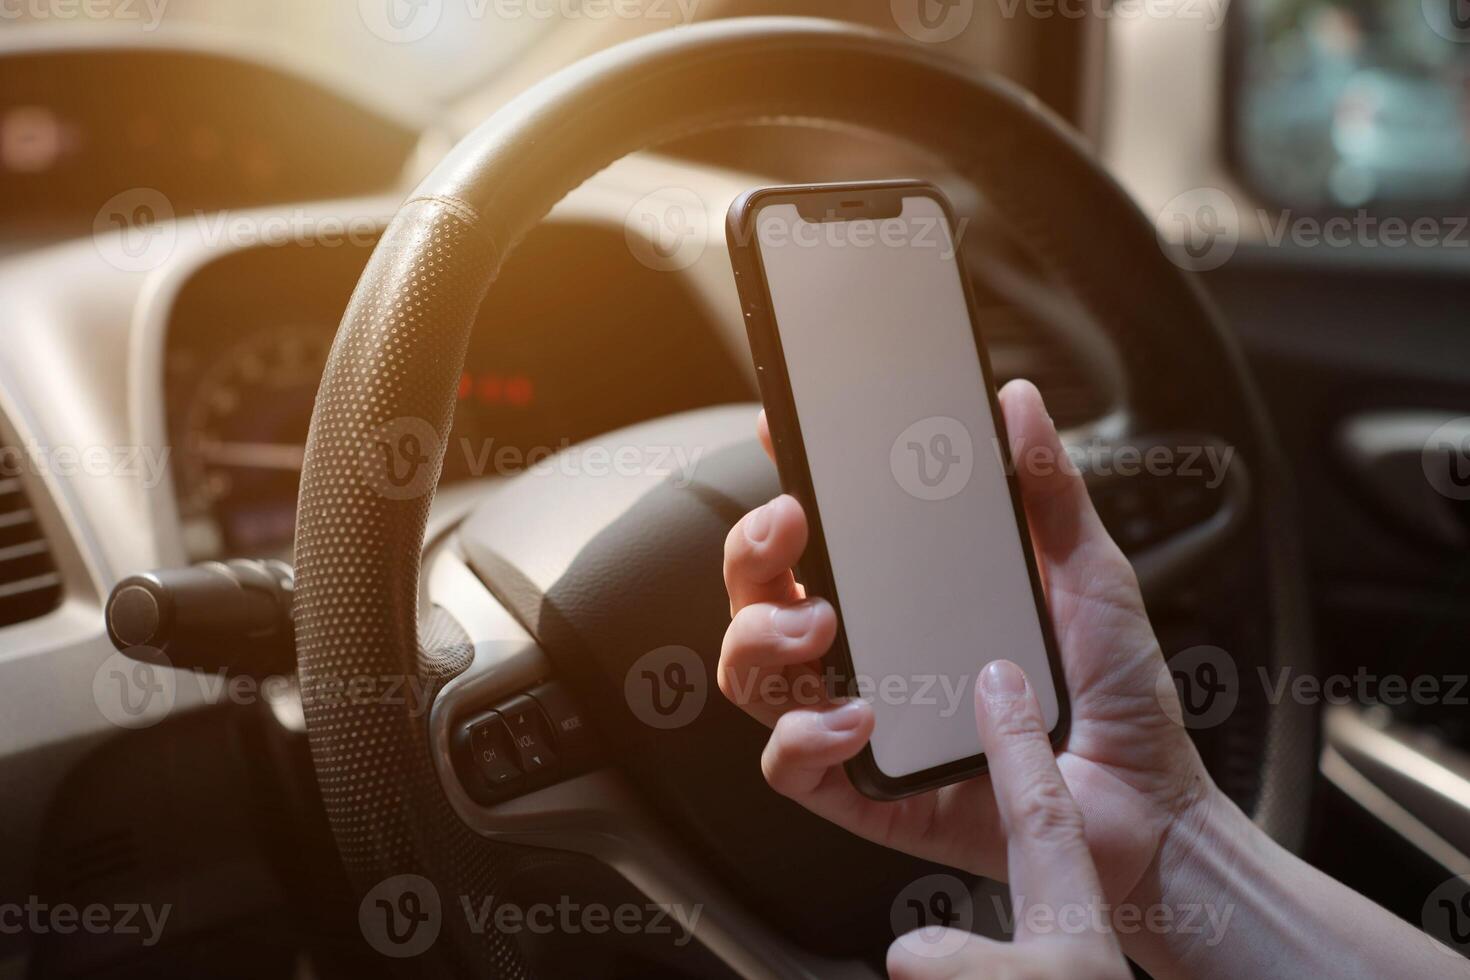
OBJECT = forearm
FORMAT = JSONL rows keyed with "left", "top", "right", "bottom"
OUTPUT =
{"left": 1117, "top": 786, "right": 1466, "bottom": 980}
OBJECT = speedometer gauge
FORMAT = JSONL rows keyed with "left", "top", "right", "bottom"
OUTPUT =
{"left": 175, "top": 324, "right": 332, "bottom": 559}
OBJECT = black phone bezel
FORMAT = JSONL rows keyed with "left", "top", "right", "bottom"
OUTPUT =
{"left": 725, "top": 178, "right": 1071, "bottom": 801}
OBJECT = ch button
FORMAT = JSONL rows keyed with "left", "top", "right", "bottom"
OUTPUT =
{"left": 467, "top": 712, "right": 523, "bottom": 791}
{"left": 499, "top": 695, "right": 558, "bottom": 774}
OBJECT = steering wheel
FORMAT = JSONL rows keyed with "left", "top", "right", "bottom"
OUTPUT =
{"left": 293, "top": 16, "right": 1316, "bottom": 977}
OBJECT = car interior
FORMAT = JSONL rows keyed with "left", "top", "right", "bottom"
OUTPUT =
{"left": 2, "top": 1, "right": 1469, "bottom": 977}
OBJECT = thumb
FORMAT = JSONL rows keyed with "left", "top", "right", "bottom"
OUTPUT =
{"left": 997, "top": 380, "right": 1135, "bottom": 593}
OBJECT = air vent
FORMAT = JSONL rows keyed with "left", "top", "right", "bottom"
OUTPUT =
{"left": 978, "top": 300, "right": 1112, "bottom": 431}
{"left": 0, "top": 461, "right": 63, "bottom": 626}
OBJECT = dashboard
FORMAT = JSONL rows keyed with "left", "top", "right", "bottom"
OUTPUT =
{"left": 164, "top": 223, "right": 754, "bottom": 560}
{"left": 0, "top": 45, "right": 419, "bottom": 245}
{"left": 0, "top": 38, "right": 1118, "bottom": 568}
{"left": 160, "top": 220, "right": 1111, "bottom": 562}
{"left": 0, "top": 35, "right": 1118, "bottom": 570}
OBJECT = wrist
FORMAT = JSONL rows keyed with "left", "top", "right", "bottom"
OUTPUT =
{"left": 1113, "top": 776, "right": 1256, "bottom": 978}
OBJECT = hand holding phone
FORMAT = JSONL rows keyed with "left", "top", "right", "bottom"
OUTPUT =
{"left": 719, "top": 182, "right": 1450, "bottom": 980}
{"left": 728, "top": 181, "right": 1066, "bottom": 797}
{"left": 718, "top": 329, "right": 1210, "bottom": 906}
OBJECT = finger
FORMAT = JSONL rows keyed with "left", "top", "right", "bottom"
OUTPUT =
{"left": 998, "top": 379, "right": 1153, "bottom": 691}
{"left": 975, "top": 659, "right": 1113, "bottom": 948}
{"left": 723, "top": 494, "right": 807, "bottom": 612}
{"left": 888, "top": 929, "right": 1125, "bottom": 980}
{"left": 718, "top": 599, "right": 837, "bottom": 725}
{"left": 761, "top": 701, "right": 873, "bottom": 799}
{"left": 757, "top": 409, "right": 774, "bottom": 462}
{"left": 886, "top": 929, "right": 1005, "bottom": 980}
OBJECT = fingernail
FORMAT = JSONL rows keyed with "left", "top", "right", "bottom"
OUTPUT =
{"left": 821, "top": 699, "right": 867, "bottom": 731}
{"left": 771, "top": 602, "right": 815, "bottom": 638}
{"left": 979, "top": 660, "right": 1027, "bottom": 700}
{"left": 744, "top": 502, "right": 773, "bottom": 544}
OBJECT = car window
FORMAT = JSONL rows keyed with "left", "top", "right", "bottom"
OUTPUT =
{"left": 1230, "top": 0, "right": 1470, "bottom": 210}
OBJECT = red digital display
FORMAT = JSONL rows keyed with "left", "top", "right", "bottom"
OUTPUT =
{"left": 458, "top": 372, "right": 534, "bottom": 408}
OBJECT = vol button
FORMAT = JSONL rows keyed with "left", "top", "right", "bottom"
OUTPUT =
{"left": 500, "top": 695, "right": 558, "bottom": 774}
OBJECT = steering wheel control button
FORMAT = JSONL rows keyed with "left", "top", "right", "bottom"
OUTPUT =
{"left": 1093, "top": 466, "right": 1224, "bottom": 555}
{"left": 528, "top": 681, "right": 592, "bottom": 756}
{"left": 498, "top": 695, "right": 558, "bottom": 774}
{"left": 465, "top": 712, "right": 523, "bottom": 790}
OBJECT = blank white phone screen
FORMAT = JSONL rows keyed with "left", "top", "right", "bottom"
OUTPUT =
{"left": 754, "top": 194, "right": 1059, "bottom": 778}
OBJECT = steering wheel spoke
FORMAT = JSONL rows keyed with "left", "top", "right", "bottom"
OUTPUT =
{"left": 1065, "top": 428, "right": 1251, "bottom": 600}
{"left": 423, "top": 537, "right": 891, "bottom": 979}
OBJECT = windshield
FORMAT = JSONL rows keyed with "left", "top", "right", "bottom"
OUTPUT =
{"left": 7, "top": 0, "right": 560, "bottom": 102}
{"left": 1231, "top": 0, "right": 1470, "bottom": 210}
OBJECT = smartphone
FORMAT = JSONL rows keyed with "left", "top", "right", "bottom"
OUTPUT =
{"left": 726, "top": 180, "right": 1068, "bottom": 800}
